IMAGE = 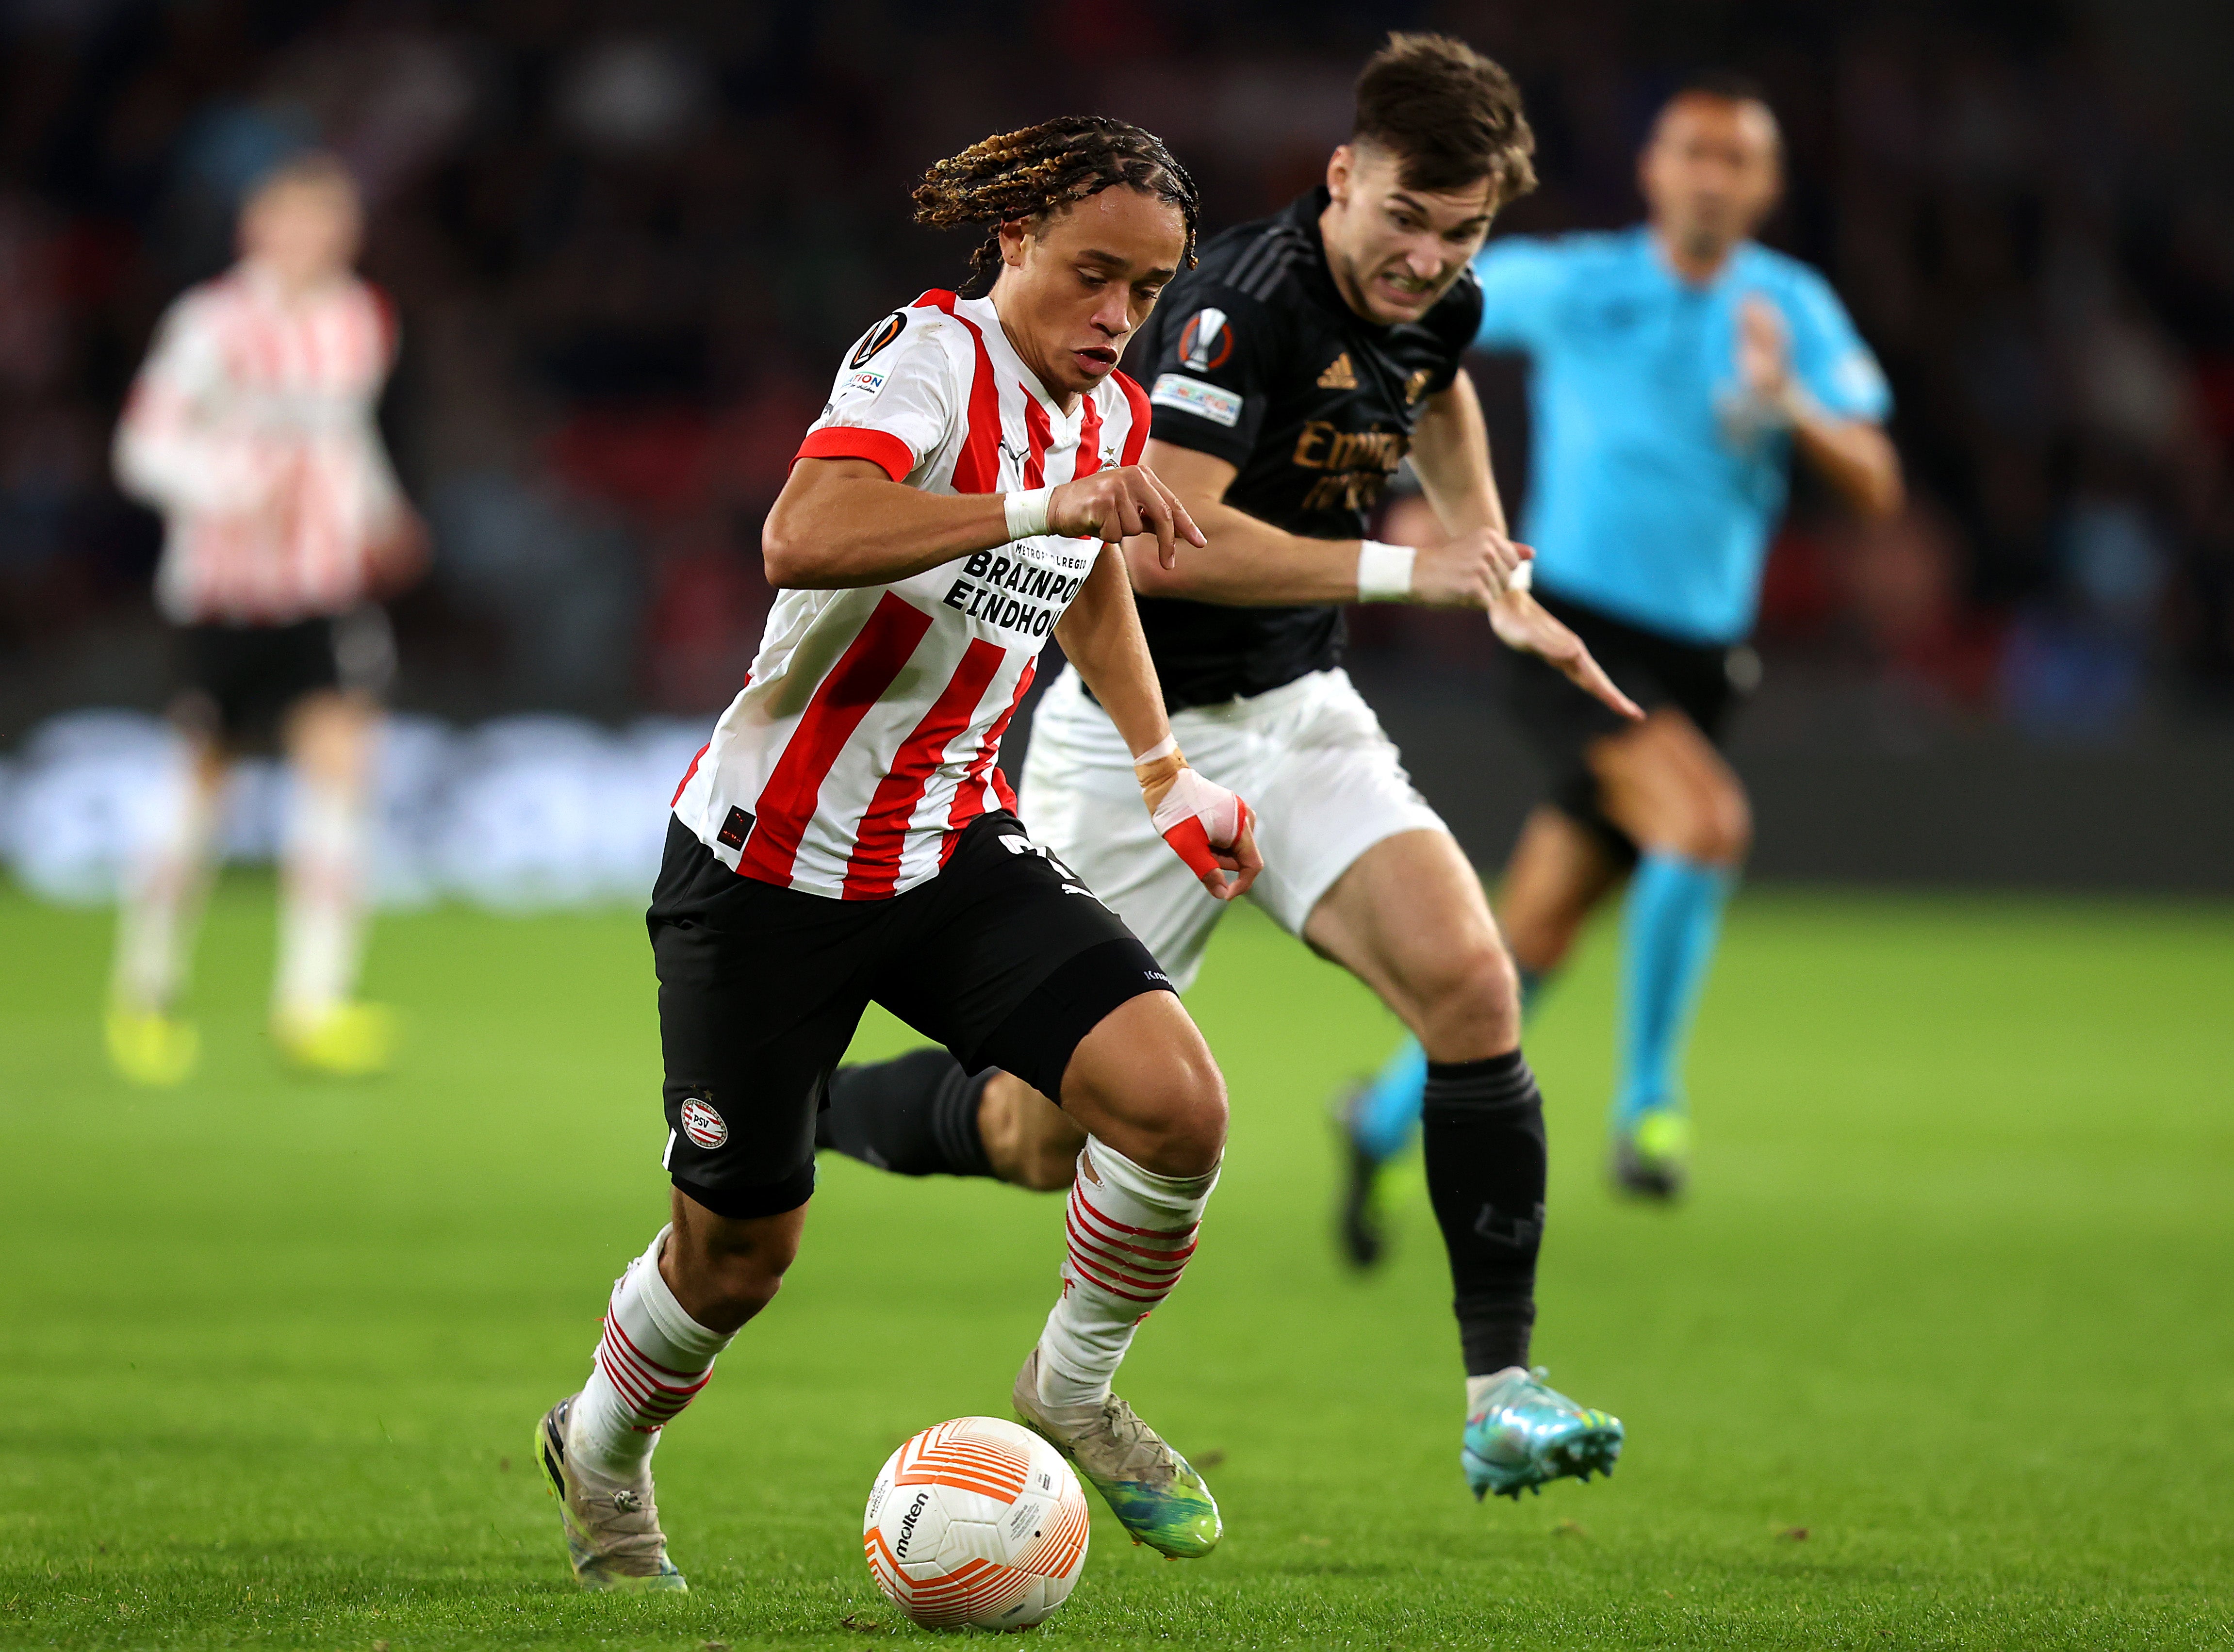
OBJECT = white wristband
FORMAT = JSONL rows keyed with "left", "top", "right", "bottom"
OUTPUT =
{"left": 1131, "top": 733, "right": 1180, "bottom": 765}
{"left": 1004, "top": 487, "right": 1052, "bottom": 540}
{"left": 1506, "top": 558, "right": 1532, "bottom": 594}
{"left": 1356, "top": 539, "right": 1416, "bottom": 602}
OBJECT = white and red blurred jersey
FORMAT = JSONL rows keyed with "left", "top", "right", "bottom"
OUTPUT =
{"left": 114, "top": 263, "right": 404, "bottom": 625}
{"left": 672, "top": 289, "right": 1150, "bottom": 901}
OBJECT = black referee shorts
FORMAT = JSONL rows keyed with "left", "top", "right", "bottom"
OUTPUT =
{"left": 1506, "top": 590, "right": 1753, "bottom": 862}
{"left": 648, "top": 810, "right": 1174, "bottom": 1220}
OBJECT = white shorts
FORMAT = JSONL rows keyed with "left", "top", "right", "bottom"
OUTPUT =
{"left": 1018, "top": 666, "right": 1449, "bottom": 993}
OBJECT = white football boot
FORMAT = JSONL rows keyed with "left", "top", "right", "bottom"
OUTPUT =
{"left": 533, "top": 1396, "right": 687, "bottom": 1591}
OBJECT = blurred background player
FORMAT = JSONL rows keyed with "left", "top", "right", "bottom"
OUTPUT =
{"left": 1338, "top": 75, "right": 1904, "bottom": 1223}
{"left": 815, "top": 35, "right": 1633, "bottom": 1505}
{"left": 534, "top": 118, "right": 1262, "bottom": 1589}
{"left": 106, "top": 152, "right": 425, "bottom": 1084}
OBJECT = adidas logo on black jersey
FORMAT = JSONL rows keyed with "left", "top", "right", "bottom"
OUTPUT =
{"left": 1317, "top": 352, "right": 1358, "bottom": 390}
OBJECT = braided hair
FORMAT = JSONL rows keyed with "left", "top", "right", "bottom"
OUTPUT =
{"left": 913, "top": 115, "right": 1199, "bottom": 293}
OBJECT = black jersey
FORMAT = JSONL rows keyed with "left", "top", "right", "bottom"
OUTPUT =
{"left": 1125, "top": 187, "right": 1483, "bottom": 709}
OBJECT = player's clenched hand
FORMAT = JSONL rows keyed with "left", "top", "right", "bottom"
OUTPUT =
{"left": 1134, "top": 751, "right": 1261, "bottom": 901}
{"left": 1049, "top": 466, "right": 1206, "bottom": 570}
{"left": 1488, "top": 589, "right": 1645, "bottom": 721}
{"left": 1409, "top": 527, "right": 1532, "bottom": 607}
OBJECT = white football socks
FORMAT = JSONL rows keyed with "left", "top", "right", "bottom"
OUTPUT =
{"left": 112, "top": 756, "right": 223, "bottom": 1013}
{"left": 1035, "top": 1137, "right": 1217, "bottom": 1409}
{"left": 274, "top": 775, "right": 369, "bottom": 1022}
{"left": 1467, "top": 1367, "right": 1530, "bottom": 1417}
{"left": 568, "top": 1226, "right": 734, "bottom": 1480}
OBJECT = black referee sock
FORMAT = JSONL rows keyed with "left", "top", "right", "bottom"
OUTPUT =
{"left": 1422, "top": 1050, "right": 1548, "bottom": 1376}
{"left": 816, "top": 1048, "right": 995, "bottom": 1178}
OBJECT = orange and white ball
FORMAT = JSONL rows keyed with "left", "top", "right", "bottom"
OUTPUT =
{"left": 863, "top": 1416, "right": 1091, "bottom": 1629}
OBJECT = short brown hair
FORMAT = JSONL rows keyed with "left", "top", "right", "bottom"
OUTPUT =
{"left": 1352, "top": 33, "right": 1537, "bottom": 208}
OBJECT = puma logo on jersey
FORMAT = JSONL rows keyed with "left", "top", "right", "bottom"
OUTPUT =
{"left": 1317, "top": 352, "right": 1358, "bottom": 390}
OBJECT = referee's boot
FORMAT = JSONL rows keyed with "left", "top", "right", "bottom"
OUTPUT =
{"left": 533, "top": 1396, "right": 688, "bottom": 1592}
{"left": 1610, "top": 1107, "right": 1689, "bottom": 1201}
{"left": 1330, "top": 1081, "right": 1391, "bottom": 1268}
{"left": 1013, "top": 1349, "right": 1221, "bottom": 1560}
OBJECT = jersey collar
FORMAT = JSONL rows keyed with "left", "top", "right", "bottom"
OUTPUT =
{"left": 968, "top": 291, "right": 1084, "bottom": 425}
{"left": 1281, "top": 186, "right": 1363, "bottom": 327}
{"left": 1637, "top": 224, "right": 1762, "bottom": 294}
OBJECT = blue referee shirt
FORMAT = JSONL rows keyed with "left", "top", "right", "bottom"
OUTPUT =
{"left": 1473, "top": 227, "right": 1890, "bottom": 645}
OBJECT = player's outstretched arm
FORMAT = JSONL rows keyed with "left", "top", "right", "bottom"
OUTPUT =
{"left": 765, "top": 458, "right": 1016, "bottom": 589}
{"left": 764, "top": 459, "right": 1202, "bottom": 590}
{"left": 1130, "top": 439, "right": 1529, "bottom": 608}
{"left": 1055, "top": 549, "right": 1261, "bottom": 902}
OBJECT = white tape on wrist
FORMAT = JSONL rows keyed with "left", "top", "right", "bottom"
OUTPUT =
{"left": 1356, "top": 539, "right": 1416, "bottom": 602}
{"left": 1150, "top": 766, "right": 1246, "bottom": 846}
{"left": 1131, "top": 733, "right": 1180, "bottom": 765}
{"left": 1003, "top": 487, "right": 1052, "bottom": 540}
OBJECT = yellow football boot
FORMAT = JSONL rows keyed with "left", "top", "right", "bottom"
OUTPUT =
{"left": 105, "top": 1006, "right": 200, "bottom": 1086}
{"left": 272, "top": 1001, "right": 397, "bottom": 1076}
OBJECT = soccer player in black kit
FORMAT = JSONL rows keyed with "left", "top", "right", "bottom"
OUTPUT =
{"left": 819, "top": 35, "right": 1636, "bottom": 1501}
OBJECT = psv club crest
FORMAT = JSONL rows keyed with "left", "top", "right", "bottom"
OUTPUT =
{"left": 679, "top": 1096, "right": 728, "bottom": 1149}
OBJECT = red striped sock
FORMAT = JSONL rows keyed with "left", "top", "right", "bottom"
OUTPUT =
{"left": 569, "top": 1226, "right": 732, "bottom": 1478}
{"left": 1035, "top": 1139, "right": 1217, "bottom": 1408}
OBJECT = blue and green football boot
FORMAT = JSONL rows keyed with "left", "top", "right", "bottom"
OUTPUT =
{"left": 1463, "top": 1366, "right": 1624, "bottom": 1501}
{"left": 1013, "top": 1350, "right": 1221, "bottom": 1559}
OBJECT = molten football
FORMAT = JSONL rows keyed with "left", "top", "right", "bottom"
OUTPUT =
{"left": 863, "top": 1416, "right": 1091, "bottom": 1629}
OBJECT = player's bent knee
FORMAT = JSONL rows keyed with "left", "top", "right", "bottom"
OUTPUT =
{"left": 1708, "top": 788, "right": 1754, "bottom": 866}
{"left": 1059, "top": 990, "right": 1228, "bottom": 1177}
{"left": 1410, "top": 941, "right": 1520, "bottom": 1057}
{"left": 1143, "top": 1050, "right": 1229, "bottom": 1176}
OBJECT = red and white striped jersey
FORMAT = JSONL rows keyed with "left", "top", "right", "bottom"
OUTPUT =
{"left": 672, "top": 289, "right": 1151, "bottom": 901}
{"left": 114, "top": 262, "right": 404, "bottom": 624}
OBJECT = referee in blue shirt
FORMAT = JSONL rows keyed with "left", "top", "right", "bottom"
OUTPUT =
{"left": 1341, "top": 75, "right": 1902, "bottom": 1220}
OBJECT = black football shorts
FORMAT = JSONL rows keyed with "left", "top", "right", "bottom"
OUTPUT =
{"left": 176, "top": 605, "right": 394, "bottom": 746}
{"left": 648, "top": 809, "right": 1174, "bottom": 1220}
{"left": 1505, "top": 589, "right": 1752, "bottom": 861}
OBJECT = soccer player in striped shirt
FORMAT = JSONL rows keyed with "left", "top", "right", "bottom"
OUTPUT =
{"left": 818, "top": 36, "right": 1629, "bottom": 1507}
{"left": 533, "top": 118, "right": 1260, "bottom": 1590}
{"left": 108, "top": 153, "right": 424, "bottom": 1083}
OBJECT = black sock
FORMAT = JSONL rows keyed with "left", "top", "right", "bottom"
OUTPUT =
{"left": 1421, "top": 1050, "right": 1546, "bottom": 1376}
{"left": 816, "top": 1048, "right": 994, "bottom": 1178}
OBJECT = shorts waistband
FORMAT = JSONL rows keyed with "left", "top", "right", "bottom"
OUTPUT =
{"left": 1168, "top": 667, "right": 1343, "bottom": 728}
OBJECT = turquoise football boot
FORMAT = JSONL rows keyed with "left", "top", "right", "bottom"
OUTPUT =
{"left": 1013, "top": 1350, "right": 1221, "bottom": 1558}
{"left": 1463, "top": 1366, "right": 1624, "bottom": 1501}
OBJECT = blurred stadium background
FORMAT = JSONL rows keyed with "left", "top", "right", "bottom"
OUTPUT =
{"left": 0, "top": 0, "right": 2231, "bottom": 903}
{"left": 4, "top": 9, "right": 2231, "bottom": 1647}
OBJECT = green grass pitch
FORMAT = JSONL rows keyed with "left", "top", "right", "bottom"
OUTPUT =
{"left": 1, "top": 878, "right": 2229, "bottom": 1649}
